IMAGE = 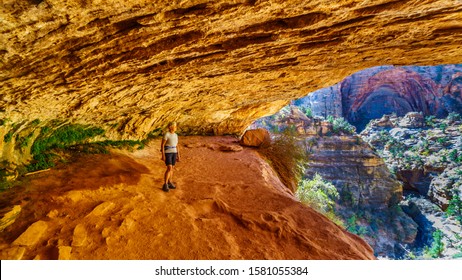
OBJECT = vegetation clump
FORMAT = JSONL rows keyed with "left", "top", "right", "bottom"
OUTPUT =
{"left": 296, "top": 173, "right": 342, "bottom": 225}
{"left": 26, "top": 123, "right": 161, "bottom": 172}
{"left": 424, "top": 230, "right": 445, "bottom": 258}
{"left": 258, "top": 128, "right": 306, "bottom": 192}
{"left": 27, "top": 124, "right": 105, "bottom": 172}
{"left": 327, "top": 115, "right": 356, "bottom": 135}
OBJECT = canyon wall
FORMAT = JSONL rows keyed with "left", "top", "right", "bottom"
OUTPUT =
{"left": 2, "top": 0, "right": 462, "bottom": 137}
{"left": 297, "top": 65, "right": 462, "bottom": 131}
{"left": 252, "top": 106, "right": 418, "bottom": 258}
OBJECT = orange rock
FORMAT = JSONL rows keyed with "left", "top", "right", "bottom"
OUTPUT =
{"left": 240, "top": 128, "right": 271, "bottom": 147}
{"left": 12, "top": 221, "right": 48, "bottom": 247}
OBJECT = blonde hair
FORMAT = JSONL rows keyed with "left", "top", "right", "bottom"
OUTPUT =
{"left": 168, "top": 121, "right": 177, "bottom": 128}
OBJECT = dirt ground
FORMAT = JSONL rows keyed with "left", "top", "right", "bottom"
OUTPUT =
{"left": 0, "top": 136, "right": 374, "bottom": 260}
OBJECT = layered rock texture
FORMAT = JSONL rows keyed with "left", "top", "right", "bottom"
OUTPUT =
{"left": 2, "top": 0, "right": 462, "bottom": 137}
{"left": 0, "top": 137, "right": 374, "bottom": 260}
{"left": 252, "top": 106, "right": 418, "bottom": 258}
{"left": 296, "top": 65, "right": 462, "bottom": 131}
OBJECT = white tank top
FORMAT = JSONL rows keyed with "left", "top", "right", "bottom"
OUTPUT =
{"left": 163, "top": 132, "right": 178, "bottom": 153}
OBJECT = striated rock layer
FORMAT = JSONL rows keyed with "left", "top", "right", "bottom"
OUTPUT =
{"left": 1, "top": 0, "right": 462, "bottom": 136}
{"left": 252, "top": 106, "right": 418, "bottom": 258}
{"left": 296, "top": 65, "right": 462, "bottom": 131}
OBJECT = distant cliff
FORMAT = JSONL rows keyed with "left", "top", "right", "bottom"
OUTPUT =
{"left": 360, "top": 112, "right": 462, "bottom": 258}
{"left": 295, "top": 65, "right": 462, "bottom": 131}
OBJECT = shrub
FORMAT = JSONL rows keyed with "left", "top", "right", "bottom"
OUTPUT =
{"left": 424, "top": 230, "right": 445, "bottom": 258}
{"left": 439, "top": 123, "right": 448, "bottom": 133}
{"left": 332, "top": 117, "right": 356, "bottom": 135}
{"left": 447, "top": 112, "right": 461, "bottom": 122}
{"left": 296, "top": 173, "right": 339, "bottom": 214}
{"left": 16, "top": 133, "right": 34, "bottom": 149}
{"left": 326, "top": 116, "right": 356, "bottom": 135}
{"left": 446, "top": 193, "right": 462, "bottom": 224}
{"left": 345, "top": 213, "right": 368, "bottom": 236}
{"left": 437, "top": 137, "right": 449, "bottom": 145}
{"left": 425, "top": 115, "right": 436, "bottom": 127}
{"left": 30, "top": 119, "right": 40, "bottom": 126}
{"left": 303, "top": 107, "right": 313, "bottom": 118}
{"left": 448, "top": 149, "right": 461, "bottom": 163}
{"left": 258, "top": 130, "right": 306, "bottom": 192}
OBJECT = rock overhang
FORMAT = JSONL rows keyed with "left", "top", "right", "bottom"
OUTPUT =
{"left": 1, "top": 0, "right": 462, "bottom": 137}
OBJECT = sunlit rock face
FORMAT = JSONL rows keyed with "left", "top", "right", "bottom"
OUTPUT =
{"left": 296, "top": 65, "right": 462, "bottom": 132}
{"left": 2, "top": 0, "right": 462, "bottom": 136}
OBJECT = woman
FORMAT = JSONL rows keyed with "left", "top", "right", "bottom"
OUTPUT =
{"left": 160, "top": 122, "right": 180, "bottom": 192}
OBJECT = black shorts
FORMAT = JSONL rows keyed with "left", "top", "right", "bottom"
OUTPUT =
{"left": 165, "top": 153, "right": 177, "bottom": 166}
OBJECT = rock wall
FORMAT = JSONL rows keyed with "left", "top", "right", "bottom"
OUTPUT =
{"left": 361, "top": 112, "right": 462, "bottom": 258}
{"left": 296, "top": 65, "right": 462, "bottom": 131}
{"left": 2, "top": 1, "right": 462, "bottom": 137}
{"left": 252, "top": 106, "right": 418, "bottom": 258}
{"left": 304, "top": 135, "right": 418, "bottom": 257}
{"left": 360, "top": 112, "right": 462, "bottom": 209}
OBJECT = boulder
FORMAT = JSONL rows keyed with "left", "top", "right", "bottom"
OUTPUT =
{"left": 12, "top": 220, "right": 48, "bottom": 247}
{"left": 398, "top": 112, "right": 425, "bottom": 128}
{"left": 240, "top": 129, "right": 271, "bottom": 147}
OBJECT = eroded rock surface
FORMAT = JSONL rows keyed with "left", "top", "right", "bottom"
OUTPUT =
{"left": 2, "top": 1, "right": 462, "bottom": 136}
{"left": 0, "top": 137, "right": 374, "bottom": 260}
{"left": 296, "top": 65, "right": 462, "bottom": 131}
{"left": 252, "top": 106, "right": 418, "bottom": 258}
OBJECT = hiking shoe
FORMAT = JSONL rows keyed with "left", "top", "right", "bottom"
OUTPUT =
{"left": 162, "top": 184, "right": 170, "bottom": 192}
{"left": 168, "top": 182, "right": 176, "bottom": 189}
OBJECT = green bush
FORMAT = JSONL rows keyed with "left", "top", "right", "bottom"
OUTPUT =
{"left": 439, "top": 123, "right": 448, "bottom": 133}
{"left": 31, "top": 124, "right": 105, "bottom": 156}
{"left": 437, "top": 137, "right": 449, "bottom": 145}
{"left": 447, "top": 112, "right": 461, "bottom": 122}
{"left": 448, "top": 149, "right": 461, "bottom": 163}
{"left": 303, "top": 107, "right": 313, "bottom": 118}
{"left": 333, "top": 117, "right": 356, "bottom": 135}
{"left": 30, "top": 119, "right": 40, "bottom": 126}
{"left": 425, "top": 115, "right": 436, "bottom": 127}
{"left": 345, "top": 213, "right": 368, "bottom": 236}
{"left": 326, "top": 116, "right": 356, "bottom": 135}
{"left": 297, "top": 173, "right": 339, "bottom": 214}
{"left": 424, "top": 230, "right": 445, "bottom": 258}
{"left": 446, "top": 193, "right": 462, "bottom": 224}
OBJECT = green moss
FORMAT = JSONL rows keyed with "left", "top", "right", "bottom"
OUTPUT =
{"left": 3, "top": 131, "right": 13, "bottom": 143}
{"left": 3, "top": 122, "right": 26, "bottom": 143}
{"left": 27, "top": 124, "right": 106, "bottom": 172}
{"left": 30, "top": 119, "right": 40, "bottom": 126}
{"left": 31, "top": 124, "right": 105, "bottom": 155}
{"left": 15, "top": 133, "right": 34, "bottom": 149}
{"left": 26, "top": 123, "right": 160, "bottom": 172}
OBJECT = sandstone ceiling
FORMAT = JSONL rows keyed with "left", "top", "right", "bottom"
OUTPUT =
{"left": 1, "top": 0, "right": 462, "bottom": 137}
